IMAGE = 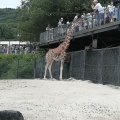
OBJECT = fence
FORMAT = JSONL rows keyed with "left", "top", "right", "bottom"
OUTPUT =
{"left": 0, "top": 47, "right": 120, "bottom": 86}
{"left": 0, "top": 58, "right": 42, "bottom": 79}
{"left": 39, "top": 47, "right": 120, "bottom": 86}
{"left": 40, "top": 24, "right": 68, "bottom": 44}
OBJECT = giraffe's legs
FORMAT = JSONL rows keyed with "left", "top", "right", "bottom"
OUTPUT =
{"left": 48, "top": 60, "right": 53, "bottom": 80}
{"left": 43, "top": 61, "right": 49, "bottom": 79}
{"left": 44, "top": 60, "right": 53, "bottom": 80}
{"left": 59, "top": 60, "right": 64, "bottom": 80}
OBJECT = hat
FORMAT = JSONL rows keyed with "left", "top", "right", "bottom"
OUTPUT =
{"left": 87, "top": 13, "right": 91, "bottom": 16}
{"left": 81, "top": 15, "right": 84, "bottom": 18}
{"left": 67, "top": 21, "right": 70, "bottom": 24}
{"left": 74, "top": 16, "right": 78, "bottom": 19}
{"left": 93, "top": 0, "right": 98, "bottom": 3}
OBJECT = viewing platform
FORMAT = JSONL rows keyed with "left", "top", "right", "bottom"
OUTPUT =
{"left": 39, "top": 21, "right": 120, "bottom": 51}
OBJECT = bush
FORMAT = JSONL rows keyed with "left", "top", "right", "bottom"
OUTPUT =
{"left": 0, "top": 53, "right": 44, "bottom": 79}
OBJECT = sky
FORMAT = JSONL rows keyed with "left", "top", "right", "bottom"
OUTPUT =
{"left": 0, "top": 0, "right": 21, "bottom": 9}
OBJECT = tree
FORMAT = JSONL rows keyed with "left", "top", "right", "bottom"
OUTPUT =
{"left": 0, "top": 8, "right": 19, "bottom": 39}
{"left": 0, "top": 24, "right": 17, "bottom": 39}
{"left": 17, "top": 0, "right": 111, "bottom": 42}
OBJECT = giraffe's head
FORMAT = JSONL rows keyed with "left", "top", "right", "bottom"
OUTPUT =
{"left": 71, "top": 18, "right": 82, "bottom": 28}
{"left": 67, "top": 18, "right": 81, "bottom": 33}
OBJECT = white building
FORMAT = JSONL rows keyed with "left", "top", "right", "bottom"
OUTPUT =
{"left": 0, "top": 41, "right": 29, "bottom": 46}
{"left": 0, "top": 41, "right": 30, "bottom": 54}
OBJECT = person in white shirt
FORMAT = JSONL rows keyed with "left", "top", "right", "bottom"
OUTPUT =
{"left": 74, "top": 13, "right": 79, "bottom": 22}
{"left": 107, "top": 2, "right": 115, "bottom": 22}
{"left": 81, "top": 11, "right": 87, "bottom": 29}
{"left": 73, "top": 14, "right": 80, "bottom": 32}
{"left": 46, "top": 24, "right": 51, "bottom": 41}
{"left": 46, "top": 24, "right": 51, "bottom": 31}
{"left": 91, "top": 0, "right": 104, "bottom": 26}
{"left": 66, "top": 21, "right": 70, "bottom": 28}
{"left": 58, "top": 18, "right": 64, "bottom": 35}
{"left": 86, "top": 13, "right": 92, "bottom": 28}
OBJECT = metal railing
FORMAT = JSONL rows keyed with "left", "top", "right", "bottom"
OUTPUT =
{"left": 39, "top": 8, "right": 120, "bottom": 44}
{"left": 40, "top": 24, "right": 68, "bottom": 43}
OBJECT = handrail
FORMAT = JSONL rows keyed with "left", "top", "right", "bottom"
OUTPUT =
{"left": 39, "top": 10, "right": 120, "bottom": 44}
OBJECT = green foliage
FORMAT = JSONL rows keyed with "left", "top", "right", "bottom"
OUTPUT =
{"left": 18, "top": 0, "right": 111, "bottom": 42}
{"left": 0, "top": 23, "right": 17, "bottom": 39}
{"left": 18, "top": 59, "right": 34, "bottom": 79}
{"left": 0, "top": 59, "right": 34, "bottom": 79}
{"left": 0, "top": 0, "right": 112, "bottom": 79}
{"left": 0, "top": 8, "right": 18, "bottom": 23}
{"left": 0, "top": 53, "right": 43, "bottom": 79}
{"left": 0, "top": 53, "right": 43, "bottom": 60}
{"left": 0, "top": 0, "right": 112, "bottom": 41}
{"left": 0, "top": 8, "right": 19, "bottom": 39}
{"left": 0, "top": 60, "right": 17, "bottom": 79}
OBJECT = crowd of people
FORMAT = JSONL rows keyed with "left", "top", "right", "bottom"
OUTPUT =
{"left": 0, "top": 44, "right": 40, "bottom": 54}
{"left": 44, "top": 0, "right": 120, "bottom": 41}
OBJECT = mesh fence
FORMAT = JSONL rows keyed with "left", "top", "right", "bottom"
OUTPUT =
{"left": 0, "top": 59, "right": 35, "bottom": 79}
{"left": 0, "top": 47, "right": 120, "bottom": 86}
{"left": 0, "top": 60, "right": 17, "bottom": 79}
{"left": 38, "top": 47, "right": 120, "bottom": 86}
{"left": 84, "top": 50, "right": 102, "bottom": 83}
{"left": 38, "top": 57, "right": 44, "bottom": 79}
{"left": 102, "top": 48, "right": 119, "bottom": 85}
{"left": 70, "top": 51, "right": 85, "bottom": 80}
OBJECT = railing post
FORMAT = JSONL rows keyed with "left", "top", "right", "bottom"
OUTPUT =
{"left": 92, "top": 13, "right": 94, "bottom": 28}
{"left": 34, "top": 58, "right": 36, "bottom": 79}
{"left": 104, "top": 8, "right": 106, "bottom": 24}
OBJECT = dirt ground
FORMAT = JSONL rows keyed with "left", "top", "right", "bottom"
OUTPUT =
{"left": 0, "top": 79, "right": 120, "bottom": 120}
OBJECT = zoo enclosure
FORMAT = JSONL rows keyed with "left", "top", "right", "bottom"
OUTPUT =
{"left": 39, "top": 47, "right": 120, "bottom": 86}
{"left": 1, "top": 47, "right": 120, "bottom": 86}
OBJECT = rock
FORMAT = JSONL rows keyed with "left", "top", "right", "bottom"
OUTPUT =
{"left": 0, "top": 110, "right": 24, "bottom": 120}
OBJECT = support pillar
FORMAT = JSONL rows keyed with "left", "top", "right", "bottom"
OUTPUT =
{"left": 92, "top": 39, "right": 98, "bottom": 49}
{"left": 85, "top": 46, "right": 90, "bottom": 50}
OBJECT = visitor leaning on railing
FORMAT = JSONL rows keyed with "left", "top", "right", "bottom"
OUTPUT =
{"left": 91, "top": 0, "right": 104, "bottom": 26}
{"left": 107, "top": 2, "right": 115, "bottom": 22}
{"left": 46, "top": 24, "right": 54, "bottom": 42}
{"left": 58, "top": 18, "right": 64, "bottom": 35}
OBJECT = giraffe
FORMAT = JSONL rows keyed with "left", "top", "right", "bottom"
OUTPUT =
{"left": 43, "top": 18, "right": 81, "bottom": 80}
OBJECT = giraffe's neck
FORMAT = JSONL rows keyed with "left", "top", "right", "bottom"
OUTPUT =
{"left": 56, "top": 19, "right": 81, "bottom": 53}
{"left": 59, "top": 27, "right": 73, "bottom": 51}
{"left": 63, "top": 21, "right": 81, "bottom": 48}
